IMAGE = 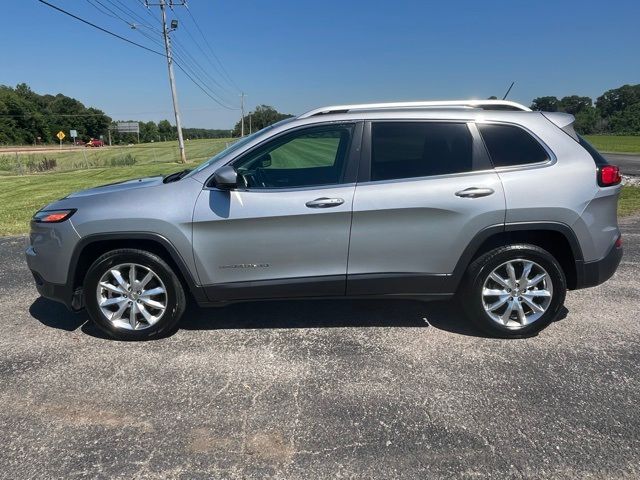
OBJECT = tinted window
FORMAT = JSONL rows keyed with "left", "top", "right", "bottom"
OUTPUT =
{"left": 371, "top": 122, "right": 473, "bottom": 181}
{"left": 478, "top": 124, "right": 549, "bottom": 167}
{"left": 233, "top": 125, "right": 353, "bottom": 189}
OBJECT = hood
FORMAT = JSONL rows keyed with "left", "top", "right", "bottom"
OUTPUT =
{"left": 65, "top": 176, "right": 165, "bottom": 198}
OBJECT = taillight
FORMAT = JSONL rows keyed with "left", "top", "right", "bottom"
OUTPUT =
{"left": 33, "top": 209, "right": 76, "bottom": 223}
{"left": 598, "top": 165, "right": 621, "bottom": 187}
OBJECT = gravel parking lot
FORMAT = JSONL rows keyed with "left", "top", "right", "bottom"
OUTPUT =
{"left": 0, "top": 216, "right": 638, "bottom": 479}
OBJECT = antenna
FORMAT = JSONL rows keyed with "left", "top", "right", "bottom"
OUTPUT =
{"left": 502, "top": 81, "right": 515, "bottom": 100}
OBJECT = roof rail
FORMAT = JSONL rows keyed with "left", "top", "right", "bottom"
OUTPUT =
{"left": 299, "top": 99, "right": 531, "bottom": 118}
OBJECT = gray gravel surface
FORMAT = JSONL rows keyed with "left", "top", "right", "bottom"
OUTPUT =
{"left": 0, "top": 217, "right": 639, "bottom": 479}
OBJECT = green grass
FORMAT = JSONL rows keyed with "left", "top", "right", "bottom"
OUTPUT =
{"left": 0, "top": 161, "right": 207, "bottom": 235}
{"left": 619, "top": 185, "right": 640, "bottom": 217}
{"left": 584, "top": 135, "right": 640, "bottom": 153}
{"left": 0, "top": 138, "right": 231, "bottom": 175}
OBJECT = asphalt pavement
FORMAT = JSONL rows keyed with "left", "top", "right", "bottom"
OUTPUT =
{"left": 0, "top": 216, "right": 639, "bottom": 479}
{"left": 605, "top": 153, "right": 640, "bottom": 176}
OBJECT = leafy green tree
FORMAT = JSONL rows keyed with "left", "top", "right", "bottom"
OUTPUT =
{"left": 573, "top": 107, "right": 600, "bottom": 134}
{"left": 158, "top": 119, "right": 175, "bottom": 141}
{"left": 530, "top": 96, "right": 559, "bottom": 112}
{"left": 232, "top": 105, "right": 293, "bottom": 137}
{"left": 608, "top": 103, "right": 640, "bottom": 134}
{"left": 596, "top": 84, "right": 640, "bottom": 118}
{"left": 558, "top": 95, "right": 592, "bottom": 115}
{"left": 141, "top": 121, "right": 159, "bottom": 143}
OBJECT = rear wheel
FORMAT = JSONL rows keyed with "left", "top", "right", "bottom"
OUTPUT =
{"left": 84, "top": 249, "right": 186, "bottom": 341}
{"left": 462, "top": 244, "right": 566, "bottom": 338}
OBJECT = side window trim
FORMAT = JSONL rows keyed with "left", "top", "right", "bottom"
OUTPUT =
{"left": 476, "top": 121, "right": 556, "bottom": 171}
{"left": 205, "top": 121, "right": 363, "bottom": 191}
{"left": 358, "top": 119, "right": 490, "bottom": 184}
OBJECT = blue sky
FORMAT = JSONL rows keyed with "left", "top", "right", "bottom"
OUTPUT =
{"left": 2, "top": 0, "right": 639, "bottom": 128}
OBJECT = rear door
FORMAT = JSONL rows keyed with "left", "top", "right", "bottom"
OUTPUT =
{"left": 192, "top": 122, "right": 362, "bottom": 300}
{"left": 347, "top": 121, "right": 505, "bottom": 295}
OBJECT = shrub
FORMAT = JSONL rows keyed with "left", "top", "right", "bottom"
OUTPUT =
{"left": 109, "top": 154, "right": 136, "bottom": 167}
{"left": 25, "top": 157, "right": 57, "bottom": 173}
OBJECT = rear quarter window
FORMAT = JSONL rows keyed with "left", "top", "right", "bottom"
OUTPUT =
{"left": 478, "top": 123, "right": 549, "bottom": 167}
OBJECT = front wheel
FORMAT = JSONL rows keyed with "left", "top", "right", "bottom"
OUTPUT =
{"left": 84, "top": 249, "right": 186, "bottom": 341}
{"left": 461, "top": 244, "right": 567, "bottom": 338}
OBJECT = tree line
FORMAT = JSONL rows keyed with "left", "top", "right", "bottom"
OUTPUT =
{"left": 529, "top": 84, "right": 640, "bottom": 135}
{"left": 0, "top": 83, "right": 232, "bottom": 145}
{"left": 2, "top": 82, "right": 639, "bottom": 146}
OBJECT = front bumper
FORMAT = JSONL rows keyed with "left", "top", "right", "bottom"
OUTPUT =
{"left": 29, "top": 267, "right": 84, "bottom": 311}
{"left": 575, "top": 241, "right": 623, "bottom": 289}
{"left": 26, "top": 219, "right": 82, "bottom": 310}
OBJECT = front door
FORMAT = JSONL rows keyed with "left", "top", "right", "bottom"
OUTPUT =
{"left": 192, "top": 122, "right": 362, "bottom": 301}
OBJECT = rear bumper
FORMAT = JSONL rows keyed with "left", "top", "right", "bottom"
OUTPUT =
{"left": 575, "top": 242, "right": 623, "bottom": 289}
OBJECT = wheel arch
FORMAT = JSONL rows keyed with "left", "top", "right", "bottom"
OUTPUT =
{"left": 448, "top": 222, "right": 583, "bottom": 292}
{"left": 69, "top": 233, "right": 206, "bottom": 304}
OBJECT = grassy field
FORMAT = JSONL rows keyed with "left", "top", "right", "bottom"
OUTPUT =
{"left": 0, "top": 138, "right": 231, "bottom": 175}
{"left": 584, "top": 135, "right": 640, "bottom": 153}
{"left": 619, "top": 185, "right": 640, "bottom": 217}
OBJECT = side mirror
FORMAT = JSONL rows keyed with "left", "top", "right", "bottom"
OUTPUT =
{"left": 211, "top": 165, "right": 238, "bottom": 190}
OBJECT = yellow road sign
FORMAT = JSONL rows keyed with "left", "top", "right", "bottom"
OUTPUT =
{"left": 56, "top": 131, "right": 65, "bottom": 141}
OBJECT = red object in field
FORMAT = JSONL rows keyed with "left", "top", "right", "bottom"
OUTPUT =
{"left": 598, "top": 165, "right": 621, "bottom": 186}
{"left": 87, "top": 138, "right": 105, "bottom": 147}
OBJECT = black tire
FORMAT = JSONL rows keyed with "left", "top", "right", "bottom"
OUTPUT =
{"left": 84, "top": 249, "right": 186, "bottom": 341}
{"left": 461, "top": 244, "right": 566, "bottom": 338}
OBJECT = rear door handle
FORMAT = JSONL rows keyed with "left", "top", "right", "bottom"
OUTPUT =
{"left": 305, "top": 197, "right": 345, "bottom": 208}
{"left": 455, "top": 187, "right": 495, "bottom": 198}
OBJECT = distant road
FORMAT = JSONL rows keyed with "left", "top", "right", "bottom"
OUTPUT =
{"left": 605, "top": 153, "right": 640, "bottom": 176}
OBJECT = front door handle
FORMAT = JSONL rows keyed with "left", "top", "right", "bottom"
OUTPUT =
{"left": 455, "top": 187, "right": 495, "bottom": 198}
{"left": 305, "top": 197, "right": 345, "bottom": 208}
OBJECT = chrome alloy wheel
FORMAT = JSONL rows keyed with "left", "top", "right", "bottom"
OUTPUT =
{"left": 481, "top": 259, "right": 553, "bottom": 329}
{"left": 96, "top": 263, "right": 167, "bottom": 331}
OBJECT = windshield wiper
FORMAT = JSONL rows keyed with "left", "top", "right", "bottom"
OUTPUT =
{"left": 163, "top": 169, "right": 192, "bottom": 183}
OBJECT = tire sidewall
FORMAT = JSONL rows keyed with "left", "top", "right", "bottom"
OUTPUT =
{"left": 84, "top": 251, "right": 182, "bottom": 341}
{"left": 466, "top": 245, "right": 566, "bottom": 338}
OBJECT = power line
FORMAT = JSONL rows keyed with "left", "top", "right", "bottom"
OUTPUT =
{"left": 171, "top": 8, "right": 238, "bottom": 97}
{"left": 38, "top": 0, "right": 238, "bottom": 112}
{"left": 38, "top": 0, "right": 164, "bottom": 57}
{"left": 131, "top": 13, "right": 237, "bottom": 109}
{"left": 184, "top": 4, "right": 242, "bottom": 93}
{"left": 174, "top": 62, "right": 238, "bottom": 110}
{"left": 108, "top": 0, "right": 159, "bottom": 30}
{"left": 172, "top": 38, "right": 237, "bottom": 103}
{"left": 91, "top": 0, "right": 237, "bottom": 109}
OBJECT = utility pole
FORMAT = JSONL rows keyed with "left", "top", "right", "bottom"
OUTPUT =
{"left": 240, "top": 92, "right": 246, "bottom": 137}
{"left": 146, "top": 0, "right": 187, "bottom": 163}
{"left": 249, "top": 114, "right": 252, "bottom": 134}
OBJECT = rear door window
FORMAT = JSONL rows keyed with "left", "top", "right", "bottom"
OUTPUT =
{"left": 370, "top": 122, "right": 474, "bottom": 181}
{"left": 478, "top": 124, "right": 549, "bottom": 167}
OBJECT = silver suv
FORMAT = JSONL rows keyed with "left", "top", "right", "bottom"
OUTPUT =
{"left": 26, "top": 100, "right": 623, "bottom": 340}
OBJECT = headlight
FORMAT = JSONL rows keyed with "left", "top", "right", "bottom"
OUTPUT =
{"left": 33, "top": 209, "right": 76, "bottom": 223}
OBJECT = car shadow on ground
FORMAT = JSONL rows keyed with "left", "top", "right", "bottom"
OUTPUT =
{"left": 29, "top": 296, "right": 568, "bottom": 341}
